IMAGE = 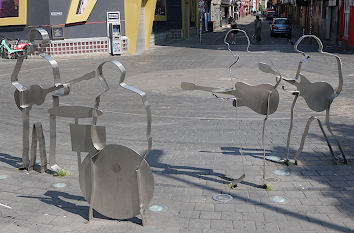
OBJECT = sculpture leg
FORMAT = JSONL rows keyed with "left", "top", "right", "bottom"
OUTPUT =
{"left": 29, "top": 123, "right": 48, "bottom": 173}
{"left": 49, "top": 96, "right": 60, "bottom": 171}
{"left": 261, "top": 93, "right": 272, "bottom": 188}
{"left": 88, "top": 159, "right": 96, "bottom": 222}
{"left": 227, "top": 101, "right": 246, "bottom": 189}
{"left": 294, "top": 116, "right": 315, "bottom": 165}
{"left": 315, "top": 118, "right": 338, "bottom": 164}
{"left": 21, "top": 108, "right": 30, "bottom": 169}
{"left": 325, "top": 108, "right": 347, "bottom": 164}
{"left": 74, "top": 119, "right": 82, "bottom": 169}
{"left": 136, "top": 168, "right": 146, "bottom": 225}
{"left": 262, "top": 115, "right": 267, "bottom": 181}
{"left": 29, "top": 124, "right": 37, "bottom": 171}
{"left": 285, "top": 93, "right": 299, "bottom": 166}
{"left": 35, "top": 123, "right": 48, "bottom": 173}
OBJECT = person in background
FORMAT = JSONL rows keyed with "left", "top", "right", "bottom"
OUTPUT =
{"left": 230, "top": 19, "right": 239, "bottom": 44}
{"left": 254, "top": 15, "right": 262, "bottom": 42}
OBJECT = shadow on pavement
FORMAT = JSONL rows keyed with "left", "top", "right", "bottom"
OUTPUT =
{"left": 0, "top": 153, "right": 21, "bottom": 168}
{"left": 147, "top": 145, "right": 353, "bottom": 232}
{"left": 19, "top": 191, "right": 142, "bottom": 225}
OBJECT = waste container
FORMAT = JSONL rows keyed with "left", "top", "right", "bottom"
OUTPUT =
{"left": 207, "top": 21, "right": 214, "bottom": 32}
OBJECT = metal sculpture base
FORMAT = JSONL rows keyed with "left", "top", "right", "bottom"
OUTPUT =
{"left": 79, "top": 144, "right": 154, "bottom": 222}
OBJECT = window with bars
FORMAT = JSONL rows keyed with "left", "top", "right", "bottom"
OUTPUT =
{"left": 344, "top": 0, "right": 350, "bottom": 37}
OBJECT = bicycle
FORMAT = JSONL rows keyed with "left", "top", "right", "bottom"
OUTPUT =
{"left": 0, "top": 36, "right": 29, "bottom": 59}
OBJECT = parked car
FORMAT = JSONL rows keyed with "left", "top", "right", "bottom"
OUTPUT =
{"left": 266, "top": 11, "right": 276, "bottom": 20}
{"left": 270, "top": 18, "right": 292, "bottom": 38}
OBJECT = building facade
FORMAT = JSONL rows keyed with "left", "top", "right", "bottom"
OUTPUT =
{"left": 339, "top": 0, "right": 354, "bottom": 48}
{"left": 0, "top": 0, "right": 157, "bottom": 55}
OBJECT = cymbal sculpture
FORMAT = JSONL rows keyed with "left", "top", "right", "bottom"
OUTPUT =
{"left": 258, "top": 35, "right": 347, "bottom": 165}
{"left": 48, "top": 60, "right": 154, "bottom": 223}
{"left": 11, "top": 28, "right": 96, "bottom": 171}
{"left": 181, "top": 29, "right": 281, "bottom": 189}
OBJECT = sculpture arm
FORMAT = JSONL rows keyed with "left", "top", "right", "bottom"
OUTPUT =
{"left": 321, "top": 52, "right": 343, "bottom": 98}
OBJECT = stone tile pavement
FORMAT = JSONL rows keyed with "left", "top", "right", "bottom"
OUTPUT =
{"left": 0, "top": 16, "right": 353, "bottom": 232}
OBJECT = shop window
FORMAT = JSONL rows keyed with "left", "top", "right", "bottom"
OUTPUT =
{"left": 155, "top": 0, "right": 167, "bottom": 21}
{"left": 0, "top": 0, "right": 27, "bottom": 26}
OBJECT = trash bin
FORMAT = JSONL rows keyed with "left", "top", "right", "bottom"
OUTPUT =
{"left": 207, "top": 21, "right": 214, "bottom": 32}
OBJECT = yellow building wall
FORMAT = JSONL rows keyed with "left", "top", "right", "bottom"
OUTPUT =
{"left": 124, "top": 0, "right": 142, "bottom": 54}
{"left": 144, "top": 0, "right": 157, "bottom": 49}
{"left": 125, "top": 0, "right": 157, "bottom": 54}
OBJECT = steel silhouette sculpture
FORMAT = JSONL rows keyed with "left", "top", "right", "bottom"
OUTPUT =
{"left": 258, "top": 35, "right": 347, "bottom": 165}
{"left": 10, "top": 28, "right": 154, "bottom": 224}
{"left": 48, "top": 60, "right": 154, "bottom": 223}
{"left": 181, "top": 29, "right": 281, "bottom": 188}
{"left": 11, "top": 28, "right": 96, "bottom": 171}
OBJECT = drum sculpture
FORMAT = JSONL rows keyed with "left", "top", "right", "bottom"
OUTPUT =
{"left": 48, "top": 60, "right": 154, "bottom": 223}
{"left": 258, "top": 35, "right": 347, "bottom": 165}
{"left": 181, "top": 29, "right": 281, "bottom": 189}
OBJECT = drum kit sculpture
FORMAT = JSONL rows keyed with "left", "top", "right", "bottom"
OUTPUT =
{"left": 9, "top": 28, "right": 153, "bottom": 223}
{"left": 2, "top": 26, "right": 348, "bottom": 224}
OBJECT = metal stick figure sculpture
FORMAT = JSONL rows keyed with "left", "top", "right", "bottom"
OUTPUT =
{"left": 11, "top": 28, "right": 96, "bottom": 171}
{"left": 48, "top": 60, "right": 154, "bottom": 224}
{"left": 258, "top": 35, "right": 347, "bottom": 165}
{"left": 181, "top": 29, "right": 281, "bottom": 188}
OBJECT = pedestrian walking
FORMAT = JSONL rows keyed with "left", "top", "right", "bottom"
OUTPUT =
{"left": 230, "top": 20, "right": 239, "bottom": 44}
{"left": 254, "top": 15, "right": 262, "bottom": 42}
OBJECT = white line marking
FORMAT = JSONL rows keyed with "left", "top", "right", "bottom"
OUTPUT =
{"left": 0, "top": 203, "right": 12, "bottom": 209}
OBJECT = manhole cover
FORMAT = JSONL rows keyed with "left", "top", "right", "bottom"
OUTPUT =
{"left": 148, "top": 205, "right": 168, "bottom": 212}
{"left": 270, "top": 196, "right": 288, "bottom": 204}
{"left": 53, "top": 183, "right": 67, "bottom": 188}
{"left": 212, "top": 194, "right": 233, "bottom": 203}
{"left": 0, "top": 175, "right": 8, "bottom": 180}
{"left": 273, "top": 169, "right": 290, "bottom": 176}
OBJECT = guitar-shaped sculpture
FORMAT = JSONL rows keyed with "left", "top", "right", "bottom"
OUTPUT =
{"left": 10, "top": 28, "right": 54, "bottom": 170}
{"left": 182, "top": 29, "right": 281, "bottom": 189}
{"left": 181, "top": 81, "right": 279, "bottom": 115}
{"left": 258, "top": 35, "right": 347, "bottom": 165}
{"left": 11, "top": 28, "right": 98, "bottom": 171}
{"left": 14, "top": 71, "right": 96, "bottom": 109}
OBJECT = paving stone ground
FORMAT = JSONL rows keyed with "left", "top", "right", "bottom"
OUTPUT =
{"left": 0, "top": 16, "right": 353, "bottom": 232}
